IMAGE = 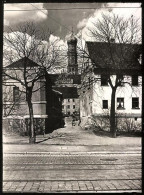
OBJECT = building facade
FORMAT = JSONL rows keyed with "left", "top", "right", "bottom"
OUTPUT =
{"left": 3, "top": 57, "right": 63, "bottom": 134}
{"left": 53, "top": 87, "right": 80, "bottom": 116}
{"left": 79, "top": 41, "right": 142, "bottom": 130}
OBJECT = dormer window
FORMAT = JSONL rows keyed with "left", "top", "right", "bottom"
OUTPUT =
{"left": 118, "top": 75, "right": 124, "bottom": 86}
{"left": 101, "top": 75, "right": 108, "bottom": 86}
{"left": 132, "top": 75, "right": 138, "bottom": 86}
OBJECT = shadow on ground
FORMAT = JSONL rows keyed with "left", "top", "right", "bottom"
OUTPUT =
{"left": 93, "top": 130, "right": 112, "bottom": 137}
{"left": 116, "top": 131, "right": 141, "bottom": 137}
{"left": 93, "top": 129, "right": 141, "bottom": 137}
{"left": 36, "top": 138, "right": 49, "bottom": 144}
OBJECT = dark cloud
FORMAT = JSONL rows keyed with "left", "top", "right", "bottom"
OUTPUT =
{"left": 37, "top": 3, "right": 107, "bottom": 39}
{"left": 4, "top": 3, "right": 107, "bottom": 40}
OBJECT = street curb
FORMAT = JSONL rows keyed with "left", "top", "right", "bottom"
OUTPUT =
{"left": 3, "top": 151, "right": 141, "bottom": 155}
{"left": 3, "top": 142, "right": 142, "bottom": 146}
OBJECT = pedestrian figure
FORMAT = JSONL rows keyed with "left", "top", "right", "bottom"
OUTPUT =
{"left": 61, "top": 116, "right": 65, "bottom": 128}
{"left": 78, "top": 117, "right": 81, "bottom": 126}
{"left": 72, "top": 113, "right": 76, "bottom": 126}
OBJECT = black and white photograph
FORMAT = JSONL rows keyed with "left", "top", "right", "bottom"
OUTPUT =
{"left": 2, "top": 1, "right": 142, "bottom": 193}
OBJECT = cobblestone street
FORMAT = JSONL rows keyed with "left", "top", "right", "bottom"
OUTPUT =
{"left": 3, "top": 118, "right": 142, "bottom": 193}
{"left": 3, "top": 152, "right": 141, "bottom": 193}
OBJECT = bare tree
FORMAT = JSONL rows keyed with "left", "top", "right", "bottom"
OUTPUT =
{"left": 3, "top": 22, "right": 64, "bottom": 143}
{"left": 78, "top": 13, "right": 142, "bottom": 137}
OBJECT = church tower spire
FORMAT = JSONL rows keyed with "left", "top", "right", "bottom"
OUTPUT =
{"left": 67, "top": 29, "right": 78, "bottom": 74}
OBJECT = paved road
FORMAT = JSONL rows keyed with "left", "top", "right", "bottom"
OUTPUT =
{"left": 3, "top": 117, "right": 142, "bottom": 193}
{"left": 3, "top": 152, "right": 141, "bottom": 193}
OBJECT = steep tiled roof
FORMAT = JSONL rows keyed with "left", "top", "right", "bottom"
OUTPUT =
{"left": 53, "top": 87, "right": 79, "bottom": 98}
{"left": 6, "top": 57, "right": 39, "bottom": 68}
{"left": 86, "top": 42, "right": 141, "bottom": 71}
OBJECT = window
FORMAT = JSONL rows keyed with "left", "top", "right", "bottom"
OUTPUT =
{"left": 117, "top": 98, "right": 124, "bottom": 109}
{"left": 103, "top": 100, "right": 108, "bottom": 109}
{"left": 68, "top": 99, "right": 70, "bottom": 102}
{"left": 132, "top": 75, "right": 138, "bottom": 86}
{"left": 62, "top": 105, "right": 64, "bottom": 109}
{"left": 132, "top": 97, "right": 139, "bottom": 109}
{"left": 73, "top": 105, "right": 75, "bottom": 109}
{"left": 88, "top": 77, "right": 91, "bottom": 89}
{"left": 13, "top": 86, "right": 19, "bottom": 102}
{"left": 101, "top": 75, "right": 108, "bottom": 86}
{"left": 67, "top": 105, "right": 70, "bottom": 109}
{"left": 73, "top": 99, "right": 75, "bottom": 102}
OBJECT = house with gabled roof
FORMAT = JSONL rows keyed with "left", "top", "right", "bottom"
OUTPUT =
{"left": 3, "top": 57, "right": 64, "bottom": 134}
{"left": 53, "top": 87, "right": 80, "bottom": 116}
{"left": 79, "top": 41, "right": 142, "bottom": 130}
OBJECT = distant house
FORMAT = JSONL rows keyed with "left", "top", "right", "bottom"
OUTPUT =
{"left": 3, "top": 57, "right": 63, "bottom": 134}
{"left": 79, "top": 41, "right": 142, "bottom": 129}
{"left": 53, "top": 87, "right": 80, "bottom": 116}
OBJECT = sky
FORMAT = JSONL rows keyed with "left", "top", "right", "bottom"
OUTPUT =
{"left": 4, "top": 2, "right": 141, "bottom": 42}
{"left": 3, "top": 2, "right": 142, "bottom": 69}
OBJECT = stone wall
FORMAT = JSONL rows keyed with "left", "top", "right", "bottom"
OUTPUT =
{"left": 3, "top": 117, "right": 46, "bottom": 135}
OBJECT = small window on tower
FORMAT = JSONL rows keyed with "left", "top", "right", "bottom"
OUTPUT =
{"left": 88, "top": 77, "right": 91, "bottom": 89}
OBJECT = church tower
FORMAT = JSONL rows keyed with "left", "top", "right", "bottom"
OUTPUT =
{"left": 67, "top": 31, "right": 78, "bottom": 74}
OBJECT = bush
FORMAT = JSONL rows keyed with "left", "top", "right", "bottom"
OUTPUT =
{"left": 116, "top": 117, "right": 141, "bottom": 133}
{"left": 90, "top": 115, "right": 110, "bottom": 131}
{"left": 90, "top": 114, "right": 141, "bottom": 134}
